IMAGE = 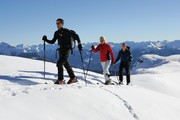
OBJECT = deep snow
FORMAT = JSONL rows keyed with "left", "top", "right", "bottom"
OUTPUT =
{"left": 0, "top": 55, "right": 180, "bottom": 120}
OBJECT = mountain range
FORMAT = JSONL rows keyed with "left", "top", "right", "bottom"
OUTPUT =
{"left": 0, "top": 40, "right": 180, "bottom": 72}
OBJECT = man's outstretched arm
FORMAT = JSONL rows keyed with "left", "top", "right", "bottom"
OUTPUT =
{"left": 42, "top": 32, "right": 57, "bottom": 44}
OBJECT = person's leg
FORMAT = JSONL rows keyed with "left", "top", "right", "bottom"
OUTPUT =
{"left": 65, "top": 59, "right": 77, "bottom": 84}
{"left": 54, "top": 57, "right": 66, "bottom": 84}
{"left": 103, "top": 60, "right": 111, "bottom": 81}
{"left": 101, "top": 60, "right": 111, "bottom": 85}
{"left": 64, "top": 60, "right": 75, "bottom": 79}
{"left": 56, "top": 49, "right": 70, "bottom": 83}
{"left": 119, "top": 62, "right": 124, "bottom": 83}
{"left": 126, "top": 75, "right": 130, "bottom": 85}
{"left": 101, "top": 62, "right": 106, "bottom": 80}
{"left": 59, "top": 49, "right": 77, "bottom": 84}
{"left": 57, "top": 58, "right": 64, "bottom": 81}
{"left": 125, "top": 62, "right": 130, "bottom": 85}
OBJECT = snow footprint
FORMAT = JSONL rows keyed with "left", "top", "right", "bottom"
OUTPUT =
{"left": 77, "top": 86, "right": 82, "bottom": 89}
{"left": 11, "top": 92, "right": 17, "bottom": 96}
{"left": 103, "top": 88, "right": 140, "bottom": 120}
{"left": 22, "top": 90, "right": 29, "bottom": 94}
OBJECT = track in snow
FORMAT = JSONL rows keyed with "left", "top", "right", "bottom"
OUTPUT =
{"left": 102, "top": 87, "right": 140, "bottom": 120}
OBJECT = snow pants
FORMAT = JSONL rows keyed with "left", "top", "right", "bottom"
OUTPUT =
{"left": 57, "top": 49, "right": 75, "bottom": 80}
{"left": 119, "top": 61, "right": 130, "bottom": 84}
{"left": 101, "top": 60, "right": 111, "bottom": 81}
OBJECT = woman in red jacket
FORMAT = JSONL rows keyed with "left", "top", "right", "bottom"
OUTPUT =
{"left": 91, "top": 36, "right": 115, "bottom": 85}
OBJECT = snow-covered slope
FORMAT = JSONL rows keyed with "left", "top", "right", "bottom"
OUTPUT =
{"left": 0, "top": 55, "right": 180, "bottom": 120}
{"left": 133, "top": 54, "right": 180, "bottom": 98}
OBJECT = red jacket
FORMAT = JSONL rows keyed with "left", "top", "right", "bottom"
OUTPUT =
{"left": 92, "top": 43, "right": 115, "bottom": 63}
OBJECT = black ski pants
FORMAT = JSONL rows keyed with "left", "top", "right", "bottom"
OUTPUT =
{"left": 119, "top": 61, "right": 130, "bottom": 84}
{"left": 57, "top": 49, "right": 75, "bottom": 80}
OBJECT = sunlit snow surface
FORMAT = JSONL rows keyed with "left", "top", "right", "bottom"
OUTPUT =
{"left": 0, "top": 55, "right": 180, "bottom": 120}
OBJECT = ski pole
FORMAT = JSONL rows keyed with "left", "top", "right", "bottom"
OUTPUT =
{"left": 43, "top": 40, "right": 46, "bottom": 79}
{"left": 85, "top": 51, "right": 93, "bottom": 80}
{"left": 80, "top": 51, "right": 87, "bottom": 86}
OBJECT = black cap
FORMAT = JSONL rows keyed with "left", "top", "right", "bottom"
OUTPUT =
{"left": 122, "top": 43, "right": 126, "bottom": 46}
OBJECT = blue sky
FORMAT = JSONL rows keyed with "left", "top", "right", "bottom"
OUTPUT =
{"left": 0, "top": 0, "right": 180, "bottom": 45}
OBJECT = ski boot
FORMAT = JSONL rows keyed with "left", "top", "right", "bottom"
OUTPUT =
{"left": 105, "top": 73, "right": 111, "bottom": 78}
{"left": 119, "top": 81, "right": 123, "bottom": 85}
{"left": 54, "top": 80, "right": 66, "bottom": 85}
{"left": 67, "top": 77, "right": 78, "bottom": 84}
{"left": 126, "top": 82, "right": 130, "bottom": 85}
{"left": 105, "top": 80, "right": 112, "bottom": 85}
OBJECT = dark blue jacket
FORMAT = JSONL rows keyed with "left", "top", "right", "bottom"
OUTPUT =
{"left": 115, "top": 49, "right": 132, "bottom": 63}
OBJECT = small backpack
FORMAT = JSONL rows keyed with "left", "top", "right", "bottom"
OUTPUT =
{"left": 57, "top": 29, "right": 76, "bottom": 54}
{"left": 126, "top": 46, "right": 132, "bottom": 62}
{"left": 126, "top": 46, "right": 130, "bottom": 51}
{"left": 69, "top": 30, "right": 76, "bottom": 50}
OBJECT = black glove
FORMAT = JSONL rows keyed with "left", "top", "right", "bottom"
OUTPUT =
{"left": 91, "top": 45, "right": 95, "bottom": 50}
{"left": 42, "top": 35, "right": 47, "bottom": 41}
{"left": 78, "top": 44, "right": 83, "bottom": 52}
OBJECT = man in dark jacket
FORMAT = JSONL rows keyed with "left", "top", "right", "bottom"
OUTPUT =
{"left": 42, "top": 18, "right": 82, "bottom": 85}
{"left": 115, "top": 43, "right": 132, "bottom": 85}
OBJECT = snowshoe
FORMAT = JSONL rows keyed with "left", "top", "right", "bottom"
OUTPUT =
{"left": 67, "top": 77, "right": 78, "bottom": 84}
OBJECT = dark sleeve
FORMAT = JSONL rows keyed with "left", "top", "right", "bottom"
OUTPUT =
{"left": 70, "top": 30, "right": 81, "bottom": 44}
{"left": 115, "top": 51, "right": 121, "bottom": 63}
{"left": 45, "top": 32, "right": 58, "bottom": 44}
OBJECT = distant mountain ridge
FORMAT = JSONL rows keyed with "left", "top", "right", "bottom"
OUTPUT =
{"left": 0, "top": 40, "right": 180, "bottom": 72}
